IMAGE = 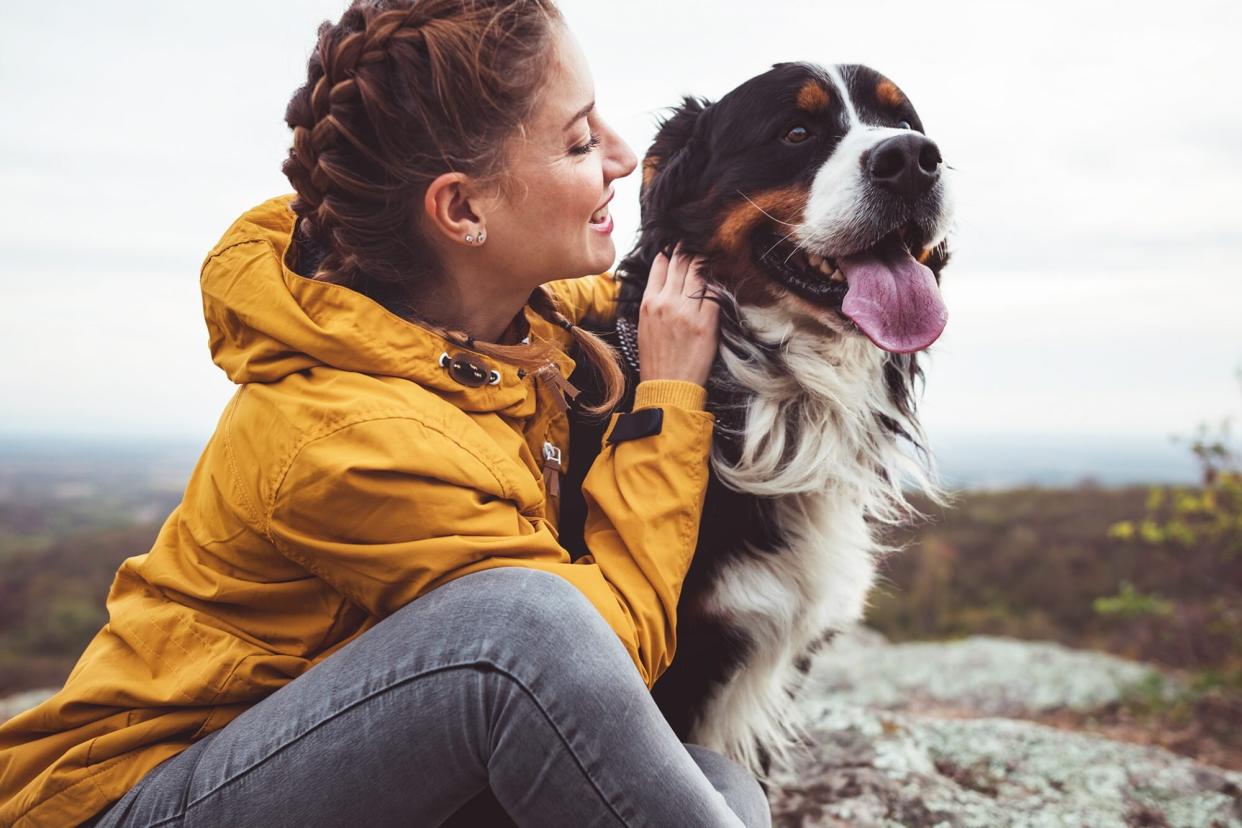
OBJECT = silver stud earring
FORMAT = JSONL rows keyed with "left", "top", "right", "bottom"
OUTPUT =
{"left": 476, "top": 231, "right": 485, "bottom": 245}
{"left": 464, "top": 233, "right": 474, "bottom": 243}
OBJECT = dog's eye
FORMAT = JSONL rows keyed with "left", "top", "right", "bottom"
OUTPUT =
{"left": 784, "top": 126, "right": 811, "bottom": 144}
{"left": 898, "top": 120, "right": 912, "bottom": 130}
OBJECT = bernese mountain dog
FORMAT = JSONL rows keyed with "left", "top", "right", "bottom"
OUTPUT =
{"left": 445, "top": 61, "right": 952, "bottom": 824}
{"left": 563, "top": 60, "right": 954, "bottom": 783}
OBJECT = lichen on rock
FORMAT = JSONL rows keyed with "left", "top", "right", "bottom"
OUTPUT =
{"left": 765, "top": 629, "right": 1241, "bottom": 828}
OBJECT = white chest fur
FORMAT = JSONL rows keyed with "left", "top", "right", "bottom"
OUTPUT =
{"left": 688, "top": 302, "right": 945, "bottom": 780}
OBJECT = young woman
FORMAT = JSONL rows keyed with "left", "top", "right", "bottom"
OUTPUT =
{"left": 0, "top": 1, "right": 771, "bottom": 825}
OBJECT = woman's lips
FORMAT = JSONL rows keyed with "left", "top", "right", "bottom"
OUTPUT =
{"left": 588, "top": 209, "right": 614, "bottom": 234}
{"left": 588, "top": 191, "right": 614, "bottom": 233}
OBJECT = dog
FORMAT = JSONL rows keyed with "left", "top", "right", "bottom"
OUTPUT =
{"left": 559, "top": 61, "right": 954, "bottom": 786}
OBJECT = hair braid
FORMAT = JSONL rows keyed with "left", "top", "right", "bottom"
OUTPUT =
{"left": 285, "top": 6, "right": 430, "bottom": 281}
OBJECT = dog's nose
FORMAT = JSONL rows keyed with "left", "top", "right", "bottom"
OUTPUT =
{"left": 866, "top": 133, "right": 942, "bottom": 198}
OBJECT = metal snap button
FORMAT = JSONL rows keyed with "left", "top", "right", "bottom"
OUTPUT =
{"left": 446, "top": 355, "right": 491, "bottom": 388}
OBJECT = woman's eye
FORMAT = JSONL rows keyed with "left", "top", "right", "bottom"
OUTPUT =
{"left": 570, "top": 132, "right": 601, "bottom": 156}
{"left": 783, "top": 126, "right": 811, "bottom": 144}
{"left": 898, "top": 120, "right": 912, "bottom": 130}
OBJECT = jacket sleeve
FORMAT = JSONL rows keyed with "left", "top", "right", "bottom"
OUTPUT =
{"left": 266, "top": 381, "right": 714, "bottom": 689}
{"left": 545, "top": 272, "right": 620, "bottom": 327}
{"left": 571, "top": 380, "right": 714, "bottom": 687}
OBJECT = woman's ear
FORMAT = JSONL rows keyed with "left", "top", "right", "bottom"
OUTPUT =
{"left": 423, "top": 172, "right": 487, "bottom": 245}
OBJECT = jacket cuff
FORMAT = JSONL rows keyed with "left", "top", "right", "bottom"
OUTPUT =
{"left": 633, "top": 380, "right": 707, "bottom": 412}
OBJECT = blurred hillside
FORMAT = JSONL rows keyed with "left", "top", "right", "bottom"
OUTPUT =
{"left": 0, "top": 441, "right": 187, "bottom": 691}
{"left": 872, "top": 485, "right": 1242, "bottom": 676}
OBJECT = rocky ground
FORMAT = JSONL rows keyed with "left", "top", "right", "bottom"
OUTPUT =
{"left": 4, "top": 633, "right": 1240, "bottom": 827}
{"left": 768, "top": 629, "right": 1242, "bottom": 828}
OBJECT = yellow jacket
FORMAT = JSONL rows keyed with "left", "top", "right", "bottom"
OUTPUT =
{"left": 0, "top": 195, "right": 715, "bottom": 827}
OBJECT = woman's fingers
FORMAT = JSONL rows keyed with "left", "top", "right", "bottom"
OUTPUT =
{"left": 647, "top": 250, "right": 670, "bottom": 295}
{"left": 648, "top": 243, "right": 705, "bottom": 301}
{"left": 683, "top": 258, "right": 720, "bottom": 332}
{"left": 663, "top": 243, "right": 689, "bottom": 300}
{"left": 636, "top": 249, "right": 722, "bottom": 387}
{"left": 683, "top": 256, "right": 710, "bottom": 302}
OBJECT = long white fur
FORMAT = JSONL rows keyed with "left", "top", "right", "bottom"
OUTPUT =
{"left": 689, "top": 303, "right": 949, "bottom": 781}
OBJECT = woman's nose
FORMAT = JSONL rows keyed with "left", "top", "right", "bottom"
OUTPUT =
{"left": 606, "top": 132, "right": 638, "bottom": 182}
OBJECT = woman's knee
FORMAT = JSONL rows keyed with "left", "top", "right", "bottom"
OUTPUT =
{"left": 387, "top": 567, "right": 588, "bottom": 631}
{"left": 434, "top": 571, "right": 640, "bottom": 695}
{"left": 421, "top": 567, "right": 606, "bottom": 635}
{"left": 398, "top": 567, "right": 635, "bottom": 688}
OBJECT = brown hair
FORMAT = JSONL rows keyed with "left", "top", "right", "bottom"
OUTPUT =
{"left": 282, "top": 0, "right": 623, "bottom": 414}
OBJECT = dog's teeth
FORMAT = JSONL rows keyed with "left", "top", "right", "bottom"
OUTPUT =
{"left": 830, "top": 269, "right": 846, "bottom": 283}
{"left": 807, "top": 252, "right": 825, "bottom": 268}
{"left": 815, "top": 259, "right": 835, "bottom": 276}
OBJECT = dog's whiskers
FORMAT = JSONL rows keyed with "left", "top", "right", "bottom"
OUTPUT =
{"left": 761, "top": 228, "right": 799, "bottom": 260}
{"left": 738, "top": 191, "right": 801, "bottom": 229}
{"left": 742, "top": 190, "right": 808, "bottom": 266}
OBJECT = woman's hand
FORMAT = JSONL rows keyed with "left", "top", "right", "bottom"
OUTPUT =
{"left": 637, "top": 245, "right": 721, "bottom": 387}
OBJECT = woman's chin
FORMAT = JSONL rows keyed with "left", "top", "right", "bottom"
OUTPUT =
{"left": 585, "top": 238, "right": 616, "bottom": 274}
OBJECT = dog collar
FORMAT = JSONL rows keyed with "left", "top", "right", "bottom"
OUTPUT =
{"left": 615, "top": 315, "right": 641, "bottom": 374}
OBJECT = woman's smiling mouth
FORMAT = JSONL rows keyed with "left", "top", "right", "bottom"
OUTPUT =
{"left": 589, "top": 190, "right": 614, "bottom": 232}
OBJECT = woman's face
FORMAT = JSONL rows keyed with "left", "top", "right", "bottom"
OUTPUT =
{"left": 480, "top": 24, "right": 637, "bottom": 286}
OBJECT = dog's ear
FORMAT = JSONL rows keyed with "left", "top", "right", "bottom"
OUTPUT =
{"left": 616, "top": 98, "right": 713, "bottom": 317}
{"left": 640, "top": 96, "right": 711, "bottom": 215}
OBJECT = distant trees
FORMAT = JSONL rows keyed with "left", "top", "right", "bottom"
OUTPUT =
{"left": 1096, "top": 372, "right": 1242, "bottom": 692}
{"left": 0, "top": 523, "right": 160, "bottom": 694}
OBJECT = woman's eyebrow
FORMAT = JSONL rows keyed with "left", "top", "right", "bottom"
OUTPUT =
{"left": 564, "top": 101, "right": 595, "bottom": 131}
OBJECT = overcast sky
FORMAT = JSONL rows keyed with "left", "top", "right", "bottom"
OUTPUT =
{"left": 1, "top": 0, "right": 1239, "bottom": 453}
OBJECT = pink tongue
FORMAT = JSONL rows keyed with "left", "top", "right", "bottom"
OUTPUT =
{"left": 839, "top": 248, "right": 948, "bottom": 353}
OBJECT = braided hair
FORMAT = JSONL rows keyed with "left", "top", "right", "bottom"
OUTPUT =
{"left": 282, "top": 0, "right": 624, "bottom": 414}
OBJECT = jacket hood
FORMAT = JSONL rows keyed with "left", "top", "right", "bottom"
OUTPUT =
{"left": 200, "top": 195, "right": 574, "bottom": 415}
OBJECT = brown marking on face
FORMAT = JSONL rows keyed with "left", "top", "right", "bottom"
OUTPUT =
{"left": 876, "top": 78, "right": 905, "bottom": 108}
{"left": 705, "top": 185, "right": 810, "bottom": 308}
{"left": 796, "top": 81, "right": 831, "bottom": 112}
{"left": 710, "top": 185, "right": 809, "bottom": 257}
{"left": 641, "top": 155, "right": 661, "bottom": 190}
{"left": 918, "top": 247, "right": 933, "bottom": 264}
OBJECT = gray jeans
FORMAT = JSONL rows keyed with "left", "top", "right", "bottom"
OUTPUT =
{"left": 86, "top": 567, "right": 771, "bottom": 827}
